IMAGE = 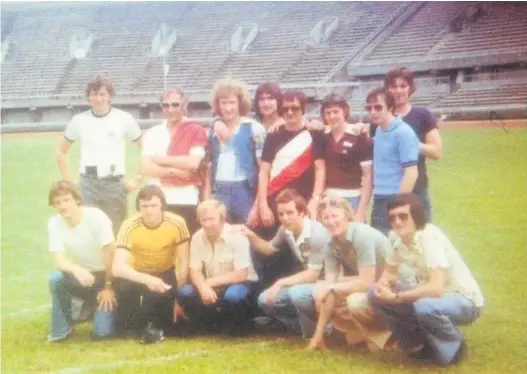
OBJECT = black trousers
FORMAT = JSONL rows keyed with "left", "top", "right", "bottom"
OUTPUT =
{"left": 167, "top": 204, "right": 199, "bottom": 236}
{"left": 116, "top": 268, "right": 178, "bottom": 334}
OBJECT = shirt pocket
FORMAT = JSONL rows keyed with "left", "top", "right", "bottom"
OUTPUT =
{"left": 216, "top": 254, "right": 234, "bottom": 273}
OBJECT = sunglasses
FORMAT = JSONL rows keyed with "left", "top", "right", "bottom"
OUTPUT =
{"left": 365, "top": 104, "right": 384, "bottom": 112}
{"left": 388, "top": 212, "right": 409, "bottom": 224}
{"left": 161, "top": 102, "right": 181, "bottom": 109}
{"left": 282, "top": 106, "right": 302, "bottom": 113}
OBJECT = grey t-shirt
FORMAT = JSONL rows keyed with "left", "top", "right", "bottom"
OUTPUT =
{"left": 324, "top": 222, "right": 391, "bottom": 279}
{"left": 270, "top": 218, "right": 331, "bottom": 271}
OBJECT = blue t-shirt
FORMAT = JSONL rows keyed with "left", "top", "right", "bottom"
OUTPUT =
{"left": 373, "top": 115, "right": 420, "bottom": 196}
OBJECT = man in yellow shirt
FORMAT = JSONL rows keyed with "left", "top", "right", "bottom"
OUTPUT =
{"left": 112, "top": 185, "right": 190, "bottom": 344}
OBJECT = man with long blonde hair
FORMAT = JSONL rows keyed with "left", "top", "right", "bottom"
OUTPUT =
{"left": 203, "top": 78, "right": 267, "bottom": 228}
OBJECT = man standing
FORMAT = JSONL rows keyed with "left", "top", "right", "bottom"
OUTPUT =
{"left": 46, "top": 180, "right": 117, "bottom": 342}
{"left": 366, "top": 87, "right": 420, "bottom": 235}
{"left": 320, "top": 93, "right": 373, "bottom": 222}
{"left": 178, "top": 200, "right": 259, "bottom": 336}
{"left": 233, "top": 189, "right": 331, "bottom": 339}
{"left": 203, "top": 78, "right": 267, "bottom": 227}
{"left": 56, "top": 75, "right": 143, "bottom": 236}
{"left": 368, "top": 194, "right": 484, "bottom": 366}
{"left": 308, "top": 195, "right": 391, "bottom": 351}
{"left": 258, "top": 90, "right": 326, "bottom": 238}
{"left": 112, "top": 185, "right": 190, "bottom": 344}
{"left": 140, "top": 88, "right": 208, "bottom": 235}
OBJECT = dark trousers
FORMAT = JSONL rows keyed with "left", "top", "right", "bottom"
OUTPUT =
{"left": 178, "top": 282, "right": 258, "bottom": 334}
{"left": 166, "top": 204, "right": 199, "bottom": 236}
{"left": 116, "top": 268, "right": 178, "bottom": 334}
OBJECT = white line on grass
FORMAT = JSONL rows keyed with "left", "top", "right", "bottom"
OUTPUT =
{"left": 2, "top": 304, "right": 50, "bottom": 318}
{"left": 55, "top": 340, "right": 279, "bottom": 373}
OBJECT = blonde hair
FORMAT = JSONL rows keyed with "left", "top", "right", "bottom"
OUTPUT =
{"left": 317, "top": 193, "right": 355, "bottom": 222}
{"left": 196, "top": 199, "right": 228, "bottom": 221}
{"left": 210, "top": 78, "right": 252, "bottom": 117}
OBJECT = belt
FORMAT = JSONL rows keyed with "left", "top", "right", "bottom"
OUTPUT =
{"left": 82, "top": 165, "right": 123, "bottom": 181}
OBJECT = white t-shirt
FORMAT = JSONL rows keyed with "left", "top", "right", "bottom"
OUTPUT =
{"left": 48, "top": 207, "right": 114, "bottom": 271}
{"left": 64, "top": 108, "right": 142, "bottom": 177}
{"left": 387, "top": 224, "right": 484, "bottom": 308}
{"left": 142, "top": 121, "right": 206, "bottom": 205}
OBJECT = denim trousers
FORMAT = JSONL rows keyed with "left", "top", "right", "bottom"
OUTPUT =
{"left": 48, "top": 270, "right": 116, "bottom": 341}
{"left": 178, "top": 282, "right": 257, "bottom": 333}
{"left": 214, "top": 180, "right": 254, "bottom": 224}
{"left": 258, "top": 283, "right": 316, "bottom": 339}
{"left": 367, "top": 285, "right": 482, "bottom": 365}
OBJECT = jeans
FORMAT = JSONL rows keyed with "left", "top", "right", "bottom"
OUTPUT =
{"left": 344, "top": 196, "right": 361, "bottom": 211}
{"left": 367, "top": 285, "right": 482, "bottom": 365}
{"left": 258, "top": 284, "right": 316, "bottom": 339}
{"left": 48, "top": 271, "right": 116, "bottom": 341}
{"left": 116, "top": 268, "right": 178, "bottom": 334}
{"left": 178, "top": 282, "right": 257, "bottom": 333}
{"left": 371, "top": 195, "right": 393, "bottom": 236}
{"left": 214, "top": 180, "right": 254, "bottom": 224}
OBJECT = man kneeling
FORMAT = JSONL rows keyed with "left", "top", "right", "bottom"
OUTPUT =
{"left": 309, "top": 195, "right": 391, "bottom": 351}
{"left": 47, "top": 180, "right": 117, "bottom": 342}
{"left": 178, "top": 200, "right": 259, "bottom": 336}
{"left": 112, "top": 185, "right": 190, "bottom": 344}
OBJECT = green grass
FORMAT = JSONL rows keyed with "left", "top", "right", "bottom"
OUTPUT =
{"left": 2, "top": 128, "right": 526, "bottom": 373}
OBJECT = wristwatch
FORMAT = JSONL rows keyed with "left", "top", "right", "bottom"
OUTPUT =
{"left": 105, "top": 281, "right": 113, "bottom": 288}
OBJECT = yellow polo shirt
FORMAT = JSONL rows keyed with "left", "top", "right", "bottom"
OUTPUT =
{"left": 117, "top": 212, "right": 190, "bottom": 273}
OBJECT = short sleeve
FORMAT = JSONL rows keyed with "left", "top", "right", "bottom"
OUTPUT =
{"left": 189, "top": 234, "right": 203, "bottom": 270}
{"left": 422, "top": 230, "right": 449, "bottom": 269}
{"left": 125, "top": 113, "right": 142, "bottom": 142}
{"left": 310, "top": 131, "right": 326, "bottom": 160}
{"left": 94, "top": 210, "right": 114, "bottom": 247}
{"left": 189, "top": 125, "right": 208, "bottom": 159}
{"left": 398, "top": 127, "right": 420, "bottom": 167}
{"left": 232, "top": 235, "right": 252, "bottom": 270}
{"left": 421, "top": 109, "right": 438, "bottom": 134}
{"left": 261, "top": 133, "right": 276, "bottom": 164}
{"left": 141, "top": 128, "right": 157, "bottom": 157}
{"left": 116, "top": 220, "right": 134, "bottom": 251}
{"left": 269, "top": 226, "right": 287, "bottom": 250}
{"left": 48, "top": 218, "right": 65, "bottom": 253}
{"left": 171, "top": 218, "right": 190, "bottom": 245}
{"left": 64, "top": 116, "right": 80, "bottom": 142}
{"left": 307, "top": 230, "right": 331, "bottom": 270}
{"left": 251, "top": 121, "right": 267, "bottom": 159}
{"left": 352, "top": 230, "right": 377, "bottom": 268}
{"left": 358, "top": 135, "right": 373, "bottom": 166}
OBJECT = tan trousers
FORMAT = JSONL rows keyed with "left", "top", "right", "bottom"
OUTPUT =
{"left": 331, "top": 292, "right": 392, "bottom": 351}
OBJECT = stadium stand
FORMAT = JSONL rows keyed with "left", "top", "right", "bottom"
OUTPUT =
{"left": 1, "top": 1, "right": 526, "bottom": 130}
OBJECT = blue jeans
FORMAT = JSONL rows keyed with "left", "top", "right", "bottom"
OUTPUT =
{"left": 344, "top": 196, "right": 361, "bottom": 211}
{"left": 214, "top": 180, "right": 254, "bottom": 224}
{"left": 178, "top": 283, "right": 256, "bottom": 333}
{"left": 371, "top": 195, "right": 393, "bottom": 236}
{"left": 367, "top": 285, "right": 482, "bottom": 365}
{"left": 48, "top": 271, "right": 116, "bottom": 341}
{"left": 258, "top": 284, "right": 316, "bottom": 338}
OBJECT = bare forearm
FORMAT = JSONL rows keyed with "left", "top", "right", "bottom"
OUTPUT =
{"left": 56, "top": 152, "right": 73, "bottom": 181}
{"left": 140, "top": 161, "right": 188, "bottom": 179}
{"left": 277, "top": 269, "right": 320, "bottom": 287}
{"left": 112, "top": 263, "right": 149, "bottom": 285}
{"left": 258, "top": 170, "right": 270, "bottom": 208}
{"left": 190, "top": 269, "right": 207, "bottom": 290}
{"left": 153, "top": 155, "right": 201, "bottom": 171}
{"left": 56, "top": 257, "right": 86, "bottom": 275}
{"left": 333, "top": 278, "right": 370, "bottom": 296}
{"left": 397, "top": 283, "right": 443, "bottom": 302}
{"left": 312, "top": 163, "right": 325, "bottom": 197}
{"left": 101, "top": 245, "right": 115, "bottom": 282}
{"left": 247, "top": 232, "right": 276, "bottom": 256}
{"left": 398, "top": 167, "right": 418, "bottom": 194}
{"left": 357, "top": 176, "right": 373, "bottom": 212}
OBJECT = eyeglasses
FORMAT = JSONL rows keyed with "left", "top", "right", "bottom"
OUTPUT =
{"left": 282, "top": 106, "right": 302, "bottom": 113}
{"left": 388, "top": 212, "right": 409, "bottom": 224}
{"left": 365, "top": 104, "right": 384, "bottom": 112}
{"left": 161, "top": 102, "right": 181, "bottom": 109}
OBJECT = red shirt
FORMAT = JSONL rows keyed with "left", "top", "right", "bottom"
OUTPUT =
{"left": 160, "top": 121, "right": 208, "bottom": 186}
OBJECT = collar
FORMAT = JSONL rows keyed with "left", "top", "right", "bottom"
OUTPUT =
{"left": 390, "top": 229, "right": 424, "bottom": 254}
{"left": 91, "top": 107, "right": 112, "bottom": 118}
{"left": 285, "top": 217, "right": 311, "bottom": 246}
{"left": 382, "top": 115, "right": 404, "bottom": 133}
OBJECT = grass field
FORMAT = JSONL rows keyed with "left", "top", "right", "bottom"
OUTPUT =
{"left": 1, "top": 124, "right": 526, "bottom": 373}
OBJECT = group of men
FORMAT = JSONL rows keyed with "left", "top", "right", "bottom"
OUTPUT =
{"left": 47, "top": 69, "right": 483, "bottom": 366}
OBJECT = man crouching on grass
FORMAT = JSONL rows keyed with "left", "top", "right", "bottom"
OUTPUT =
{"left": 47, "top": 180, "right": 117, "bottom": 342}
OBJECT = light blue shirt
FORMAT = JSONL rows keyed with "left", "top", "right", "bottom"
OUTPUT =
{"left": 373, "top": 115, "right": 420, "bottom": 196}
